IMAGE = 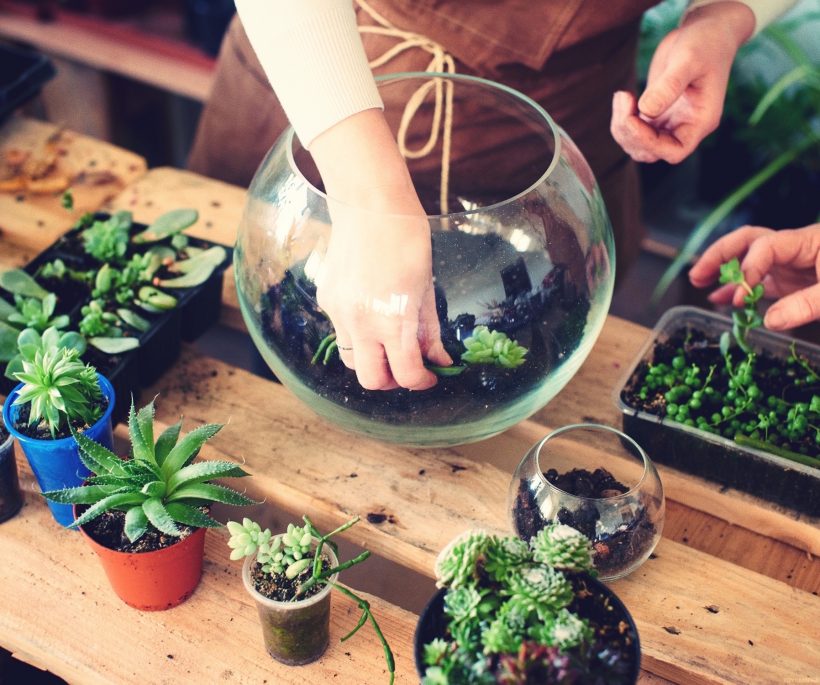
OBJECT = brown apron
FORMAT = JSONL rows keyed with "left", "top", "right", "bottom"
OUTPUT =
{"left": 188, "top": 0, "right": 659, "bottom": 276}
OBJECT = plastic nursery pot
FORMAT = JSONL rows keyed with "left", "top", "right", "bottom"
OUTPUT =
{"left": 0, "top": 427, "right": 24, "bottom": 523}
{"left": 414, "top": 573, "right": 641, "bottom": 684}
{"left": 77, "top": 512, "right": 207, "bottom": 611}
{"left": 509, "top": 423, "right": 665, "bottom": 581}
{"left": 242, "top": 540, "right": 339, "bottom": 666}
{"left": 1, "top": 373, "right": 115, "bottom": 527}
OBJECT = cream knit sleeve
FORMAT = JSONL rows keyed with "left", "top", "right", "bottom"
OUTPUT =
{"left": 233, "top": 0, "right": 382, "bottom": 149}
{"left": 684, "top": 0, "right": 799, "bottom": 36}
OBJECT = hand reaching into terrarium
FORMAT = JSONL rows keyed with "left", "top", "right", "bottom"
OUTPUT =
{"left": 689, "top": 223, "right": 820, "bottom": 331}
{"left": 610, "top": 1, "right": 755, "bottom": 164}
{"left": 310, "top": 109, "right": 452, "bottom": 390}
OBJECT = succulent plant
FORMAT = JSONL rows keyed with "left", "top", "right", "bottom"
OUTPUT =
{"left": 530, "top": 523, "right": 595, "bottom": 572}
{"left": 435, "top": 529, "right": 492, "bottom": 589}
{"left": 82, "top": 211, "right": 132, "bottom": 262}
{"left": 507, "top": 565, "right": 574, "bottom": 618}
{"left": 484, "top": 535, "right": 530, "bottom": 582}
{"left": 461, "top": 326, "right": 528, "bottom": 369}
{"left": 6, "top": 293, "right": 70, "bottom": 333}
{"left": 12, "top": 327, "right": 101, "bottom": 437}
{"left": 43, "top": 398, "right": 255, "bottom": 542}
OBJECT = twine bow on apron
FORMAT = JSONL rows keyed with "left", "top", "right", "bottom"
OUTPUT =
{"left": 355, "top": 0, "right": 456, "bottom": 214}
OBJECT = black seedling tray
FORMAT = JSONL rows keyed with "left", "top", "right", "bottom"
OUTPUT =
{"left": 616, "top": 306, "right": 820, "bottom": 517}
{"left": 0, "top": 42, "right": 56, "bottom": 124}
{"left": 4, "top": 214, "right": 232, "bottom": 424}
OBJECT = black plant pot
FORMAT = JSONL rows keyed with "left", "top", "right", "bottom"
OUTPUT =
{"left": 414, "top": 574, "right": 641, "bottom": 684}
{"left": 0, "top": 426, "right": 24, "bottom": 523}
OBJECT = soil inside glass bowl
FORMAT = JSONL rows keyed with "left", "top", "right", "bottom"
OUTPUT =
{"left": 514, "top": 467, "right": 657, "bottom": 578}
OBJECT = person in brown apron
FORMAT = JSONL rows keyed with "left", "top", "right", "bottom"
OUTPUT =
{"left": 187, "top": 0, "right": 763, "bottom": 390}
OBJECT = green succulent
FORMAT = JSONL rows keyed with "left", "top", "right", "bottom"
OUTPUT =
{"left": 539, "top": 608, "right": 593, "bottom": 651}
{"left": 12, "top": 327, "right": 101, "bottom": 437}
{"left": 79, "top": 300, "right": 120, "bottom": 337}
{"left": 228, "top": 519, "right": 314, "bottom": 579}
{"left": 481, "top": 600, "right": 529, "bottom": 655}
{"left": 483, "top": 536, "right": 530, "bottom": 583}
{"left": 37, "top": 259, "right": 94, "bottom": 285}
{"left": 435, "top": 529, "right": 492, "bottom": 589}
{"left": 5, "top": 293, "right": 69, "bottom": 333}
{"left": 530, "top": 523, "right": 595, "bottom": 573}
{"left": 43, "top": 398, "right": 255, "bottom": 542}
{"left": 461, "top": 326, "right": 528, "bottom": 368}
{"left": 82, "top": 211, "right": 132, "bottom": 262}
{"left": 506, "top": 564, "right": 574, "bottom": 620}
{"left": 444, "top": 585, "right": 484, "bottom": 624}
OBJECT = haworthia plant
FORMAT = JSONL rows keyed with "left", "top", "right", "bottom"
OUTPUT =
{"left": 131, "top": 208, "right": 199, "bottom": 244}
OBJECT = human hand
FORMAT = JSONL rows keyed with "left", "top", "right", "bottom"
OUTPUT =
{"left": 689, "top": 223, "right": 820, "bottom": 330}
{"left": 611, "top": 1, "right": 754, "bottom": 164}
{"left": 310, "top": 109, "right": 451, "bottom": 390}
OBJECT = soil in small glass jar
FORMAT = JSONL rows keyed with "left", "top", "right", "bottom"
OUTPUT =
{"left": 80, "top": 507, "right": 197, "bottom": 553}
{"left": 515, "top": 467, "right": 656, "bottom": 577}
{"left": 251, "top": 556, "right": 332, "bottom": 602}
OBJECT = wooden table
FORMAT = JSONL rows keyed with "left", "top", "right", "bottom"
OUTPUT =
{"left": 0, "top": 118, "right": 818, "bottom": 685}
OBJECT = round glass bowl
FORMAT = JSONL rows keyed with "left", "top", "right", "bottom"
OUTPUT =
{"left": 509, "top": 424, "right": 664, "bottom": 581}
{"left": 234, "top": 73, "right": 615, "bottom": 447}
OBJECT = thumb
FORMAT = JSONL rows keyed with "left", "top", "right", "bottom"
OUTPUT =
{"left": 639, "top": 59, "right": 698, "bottom": 118}
{"left": 764, "top": 283, "right": 820, "bottom": 331}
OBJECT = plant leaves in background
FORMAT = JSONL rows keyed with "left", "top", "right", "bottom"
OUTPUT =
{"left": 137, "top": 287, "right": 177, "bottom": 311}
{"left": 0, "top": 269, "right": 49, "bottom": 300}
{"left": 0, "top": 297, "right": 16, "bottom": 323}
{"left": 117, "top": 308, "right": 151, "bottom": 332}
{"left": 157, "top": 246, "right": 226, "bottom": 288}
{"left": 89, "top": 337, "right": 140, "bottom": 354}
{"left": 0, "top": 321, "right": 18, "bottom": 361}
{"left": 132, "top": 209, "right": 198, "bottom": 244}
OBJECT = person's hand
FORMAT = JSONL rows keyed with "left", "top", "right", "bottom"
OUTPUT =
{"left": 689, "top": 223, "right": 820, "bottom": 330}
{"left": 611, "top": 1, "right": 755, "bottom": 164}
{"left": 309, "top": 109, "right": 451, "bottom": 390}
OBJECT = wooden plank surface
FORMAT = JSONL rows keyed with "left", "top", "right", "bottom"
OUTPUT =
{"left": 0, "top": 117, "right": 146, "bottom": 251}
{"left": 0, "top": 454, "right": 414, "bottom": 685}
{"left": 140, "top": 346, "right": 820, "bottom": 685}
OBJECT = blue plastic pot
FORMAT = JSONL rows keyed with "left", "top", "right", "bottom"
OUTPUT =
{"left": 2, "top": 374, "right": 115, "bottom": 527}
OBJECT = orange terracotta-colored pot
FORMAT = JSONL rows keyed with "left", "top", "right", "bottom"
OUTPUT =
{"left": 78, "top": 514, "right": 206, "bottom": 611}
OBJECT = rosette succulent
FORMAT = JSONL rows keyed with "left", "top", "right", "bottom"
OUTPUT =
{"left": 82, "top": 211, "right": 132, "bottom": 262}
{"left": 43, "top": 397, "right": 255, "bottom": 541}
{"left": 531, "top": 523, "right": 595, "bottom": 572}
{"left": 461, "top": 326, "right": 528, "bottom": 369}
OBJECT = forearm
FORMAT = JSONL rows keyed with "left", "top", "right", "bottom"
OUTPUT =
{"left": 684, "top": 0, "right": 798, "bottom": 38}
{"left": 233, "top": 0, "right": 382, "bottom": 148}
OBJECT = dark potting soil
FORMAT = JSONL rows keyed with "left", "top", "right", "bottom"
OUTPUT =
{"left": 80, "top": 507, "right": 197, "bottom": 553}
{"left": 257, "top": 231, "right": 593, "bottom": 427}
{"left": 621, "top": 327, "right": 820, "bottom": 458}
{"left": 250, "top": 555, "right": 332, "bottom": 602}
{"left": 11, "top": 395, "right": 109, "bottom": 441}
{"left": 514, "top": 468, "right": 657, "bottom": 578}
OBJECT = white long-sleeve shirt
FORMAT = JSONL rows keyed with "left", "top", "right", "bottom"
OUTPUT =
{"left": 234, "top": 0, "right": 798, "bottom": 148}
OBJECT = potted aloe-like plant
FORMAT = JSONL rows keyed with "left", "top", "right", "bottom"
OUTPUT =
{"left": 43, "top": 397, "right": 256, "bottom": 611}
{"left": 2, "top": 326, "right": 115, "bottom": 526}
{"left": 227, "top": 515, "right": 395, "bottom": 681}
{"left": 416, "top": 526, "right": 640, "bottom": 684}
{"left": 0, "top": 417, "right": 23, "bottom": 523}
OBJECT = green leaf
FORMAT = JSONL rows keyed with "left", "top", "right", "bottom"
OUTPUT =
{"left": 154, "top": 420, "right": 182, "bottom": 466}
{"left": 124, "top": 506, "right": 149, "bottom": 543}
{"left": 137, "top": 286, "right": 177, "bottom": 311}
{"left": 116, "top": 308, "right": 151, "bottom": 332}
{"left": 0, "top": 270, "right": 49, "bottom": 299}
{"left": 160, "top": 423, "right": 223, "bottom": 479}
{"left": 132, "top": 209, "right": 199, "bottom": 244}
{"left": 70, "top": 492, "right": 146, "bottom": 529}
{"left": 166, "top": 460, "right": 249, "bottom": 494}
{"left": 810, "top": 395, "right": 820, "bottom": 414}
{"left": 0, "top": 321, "right": 18, "bottom": 361}
{"left": 41, "top": 484, "right": 120, "bottom": 504}
{"left": 72, "top": 428, "right": 126, "bottom": 477}
{"left": 142, "top": 497, "right": 182, "bottom": 536}
{"left": 128, "top": 399, "right": 155, "bottom": 466}
{"left": 141, "top": 481, "right": 166, "bottom": 498}
{"left": 719, "top": 331, "right": 731, "bottom": 357}
{"left": 158, "top": 247, "right": 227, "bottom": 289}
{"left": 165, "top": 502, "right": 222, "bottom": 528}
{"left": 749, "top": 63, "right": 819, "bottom": 126}
{"left": 166, "top": 483, "right": 256, "bottom": 507}
{"left": 0, "top": 298, "right": 17, "bottom": 323}
{"left": 88, "top": 337, "right": 140, "bottom": 354}
{"left": 59, "top": 331, "right": 87, "bottom": 356}
{"left": 136, "top": 399, "right": 157, "bottom": 464}
{"left": 719, "top": 258, "right": 744, "bottom": 286}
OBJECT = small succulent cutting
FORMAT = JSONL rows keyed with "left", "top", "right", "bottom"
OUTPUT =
{"left": 44, "top": 397, "right": 255, "bottom": 542}
{"left": 423, "top": 525, "right": 610, "bottom": 684}
{"left": 82, "top": 211, "right": 133, "bottom": 263}
{"left": 227, "top": 515, "right": 395, "bottom": 683}
{"left": 718, "top": 257, "right": 764, "bottom": 355}
{"left": 12, "top": 327, "right": 101, "bottom": 438}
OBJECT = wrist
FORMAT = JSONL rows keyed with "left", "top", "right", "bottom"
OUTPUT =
{"left": 682, "top": 1, "right": 755, "bottom": 49}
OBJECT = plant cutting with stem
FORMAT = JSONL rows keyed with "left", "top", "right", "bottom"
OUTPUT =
{"left": 43, "top": 397, "right": 256, "bottom": 542}
{"left": 632, "top": 258, "right": 820, "bottom": 466}
{"left": 227, "top": 515, "right": 395, "bottom": 682}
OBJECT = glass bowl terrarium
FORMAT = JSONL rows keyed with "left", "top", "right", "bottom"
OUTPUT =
{"left": 234, "top": 73, "right": 615, "bottom": 447}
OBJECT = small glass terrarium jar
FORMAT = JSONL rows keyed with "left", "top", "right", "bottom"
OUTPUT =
{"left": 509, "top": 423, "right": 664, "bottom": 581}
{"left": 242, "top": 539, "right": 339, "bottom": 665}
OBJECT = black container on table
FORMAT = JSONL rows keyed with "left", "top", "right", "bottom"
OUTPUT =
{"left": 616, "top": 306, "right": 820, "bottom": 517}
{"left": 0, "top": 42, "right": 56, "bottom": 124}
{"left": 414, "top": 574, "right": 641, "bottom": 684}
{"left": 0, "top": 427, "right": 24, "bottom": 523}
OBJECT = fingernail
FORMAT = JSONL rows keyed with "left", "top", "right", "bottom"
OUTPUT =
{"left": 765, "top": 308, "right": 786, "bottom": 329}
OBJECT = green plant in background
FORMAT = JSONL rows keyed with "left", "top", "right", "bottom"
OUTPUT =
{"left": 650, "top": 7, "right": 820, "bottom": 303}
{"left": 43, "top": 398, "right": 255, "bottom": 542}
{"left": 11, "top": 327, "right": 102, "bottom": 437}
{"left": 2, "top": 293, "right": 69, "bottom": 334}
{"left": 636, "top": 260, "right": 820, "bottom": 467}
{"left": 82, "top": 211, "right": 133, "bottom": 263}
{"left": 227, "top": 515, "right": 395, "bottom": 683}
{"left": 37, "top": 258, "right": 95, "bottom": 285}
{"left": 422, "top": 525, "right": 598, "bottom": 685}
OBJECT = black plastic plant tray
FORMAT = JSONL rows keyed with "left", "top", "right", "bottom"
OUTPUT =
{"left": 616, "top": 306, "right": 820, "bottom": 517}
{"left": 0, "top": 42, "right": 56, "bottom": 124}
